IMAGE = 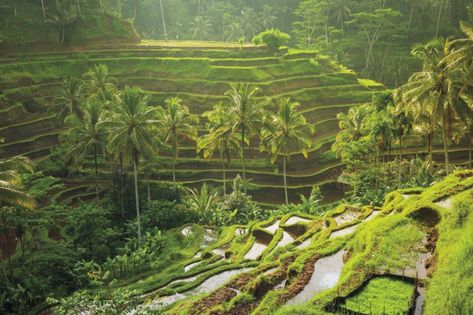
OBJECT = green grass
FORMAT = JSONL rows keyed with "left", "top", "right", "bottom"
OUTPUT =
{"left": 344, "top": 277, "right": 415, "bottom": 314}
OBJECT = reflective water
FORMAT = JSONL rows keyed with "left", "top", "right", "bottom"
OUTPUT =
{"left": 286, "top": 216, "right": 311, "bottom": 225}
{"left": 184, "top": 261, "right": 202, "bottom": 273}
{"left": 151, "top": 268, "right": 250, "bottom": 310}
{"left": 274, "top": 231, "right": 295, "bottom": 249}
{"left": 244, "top": 241, "right": 267, "bottom": 260}
{"left": 435, "top": 198, "right": 452, "bottom": 209}
{"left": 334, "top": 212, "right": 361, "bottom": 225}
{"left": 296, "top": 237, "right": 312, "bottom": 249}
{"left": 264, "top": 220, "right": 280, "bottom": 234}
{"left": 181, "top": 226, "right": 193, "bottom": 236}
{"left": 287, "top": 250, "right": 345, "bottom": 305}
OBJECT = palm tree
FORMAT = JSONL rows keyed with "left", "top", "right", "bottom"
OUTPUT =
{"left": 191, "top": 16, "right": 212, "bottom": 40}
{"left": 240, "top": 7, "right": 260, "bottom": 40}
{"left": 54, "top": 77, "right": 83, "bottom": 122}
{"left": 332, "top": 105, "right": 371, "bottom": 160}
{"left": 47, "top": 0, "right": 78, "bottom": 45}
{"left": 400, "top": 39, "right": 472, "bottom": 174}
{"left": 159, "top": 97, "right": 198, "bottom": 183}
{"left": 225, "top": 83, "right": 265, "bottom": 194}
{"left": 41, "top": 0, "right": 46, "bottom": 21}
{"left": 451, "top": 119, "right": 473, "bottom": 168}
{"left": 329, "top": 0, "right": 350, "bottom": 32}
{"left": 82, "top": 65, "right": 116, "bottom": 102}
{"left": 61, "top": 99, "right": 105, "bottom": 201}
{"left": 261, "top": 98, "right": 314, "bottom": 204}
{"left": 0, "top": 141, "right": 36, "bottom": 210}
{"left": 102, "top": 87, "right": 158, "bottom": 241}
{"left": 198, "top": 103, "right": 240, "bottom": 195}
{"left": 224, "top": 22, "right": 244, "bottom": 42}
{"left": 260, "top": 5, "right": 277, "bottom": 29}
{"left": 390, "top": 104, "right": 413, "bottom": 187}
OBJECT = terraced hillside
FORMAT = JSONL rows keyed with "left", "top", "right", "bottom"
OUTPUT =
{"left": 51, "top": 170, "right": 473, "bottom": 314}
{"left": 0, "top": 42, "right": 470, "bottom": 205}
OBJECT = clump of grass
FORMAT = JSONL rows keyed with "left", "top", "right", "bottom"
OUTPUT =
{"left": 344, "top": 277, "right": 415, "bottom": 314}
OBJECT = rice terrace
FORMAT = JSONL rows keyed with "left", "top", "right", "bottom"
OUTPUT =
{"left": 0, "top": 1, "right": 472, "bottom": 314}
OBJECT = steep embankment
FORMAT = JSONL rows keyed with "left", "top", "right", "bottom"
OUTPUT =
{"left": 0, "top": 42, "right": 385, "bottom": 204}
{"left": 56, "top": 170, "right": 473, "bottom": 315}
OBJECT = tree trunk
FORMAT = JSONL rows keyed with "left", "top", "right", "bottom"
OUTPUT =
{"left": 221, "top": 153, "right": 227, "bottom": 196}
{"left": 283, "top": 155, "right": 288, "bottom": 205}
{"left": 173, "top": 143, "right": 177, "bottom": 183}
{"left": 407, "top": 2, "right": 414, "bottom": 32}
{"left": 41, "top": 0, "right": 46, "bottom": 21}
{"left": 241, "top": 125, "right": 247, "bottom": 195}
{"left": 398, "top": 136, "right": 402, "bottom": 188}
{"left": 94, "top": 145, "right": 99, "bottom": 202}
{"left": 61, "top": 21, "right": 65, "bottom": 45}
{"left": 133, "top": 0, "right": 138, "bottom": 21}
{"left": 469, "top": 140, "right": 472, "bottom": 168}
{"left": 147, "top": 177, "right": 151, "bottom": 208}
{"left": 159, "top": 0, "right": 167, "bottom": 40}
{"left": 12, "top": 0, "right": 16, "bottom": 17}
{"left": 436, "top": 0, "right": 443, "bottom": 38}
{"left": 120, "top": 155, "right": 124, "bottom": 224}
{"left": 441, "top": 115, "right": 450, "bottom": 175}
{"left": 133, "top": 155, "right": 142, "bottom": 241}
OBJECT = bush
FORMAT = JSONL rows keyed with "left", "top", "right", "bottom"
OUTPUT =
{"left": 252, "top": 29, "right": 290, "bottom": 51}
{"left": 143, "top": 200, "right": 199, "bottom": 231}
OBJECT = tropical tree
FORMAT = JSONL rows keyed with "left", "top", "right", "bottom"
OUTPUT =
{"left": 198, "top": 103, "right": 240, "bottom": 195}
{"left": 225, "top": 83, "right": 265, "bottom": 194}
{"left": 400, "top": 39, "right": 472, "bottom": 174}
{"left": 260, "top": 5, "right": 277, "bottom": 29}
{"left": 185, "top": 183, "right": 219, "bottom": 214}
{"left": 82, "top": 64, "right": 116, "bottom": 103}
{"left": 329, "top": 0, "right": 350, "bottom": 32}
{"left": 54, "top": 77, "right": 83, "bottom": 121}
{"left": 159, "top": 97, "right": 198, "bottom": 183}
{"left": 61, "top": 99, "right": 106, "bottom": 201}
{"left": 260, "top": 98, "right": 314, "bottom": 204}
{"left": 224, "top": 22, "right": 244, "bottom": 42}
{"left": 47, "top": 0, "right": 79, "bottom": 45}
{"left": 240, "top": 7, "right": 260, "bottom": 40}
{"left": 159, "top": 0, "right": 167, "bottom": 39}
{"left": 390, "top": 104, "right": 413, "bottom": 186}
{"left": 191, "top": 16, "right": 212, "bottom": 40}
{"left": 0, "top": 140, "right": 36, "bottom": 210}
{"left": 102, "top": 87, "right": 158, "bottom": 241}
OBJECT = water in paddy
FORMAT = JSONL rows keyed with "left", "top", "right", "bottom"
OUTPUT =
{"left": 212, "top": 248, "right": 226, "bottom": 257}
{"left": 202, "top": 229, "right": 218, "bottom": 247}
{"left": 274, "top": 231, "right": 295, "bottom": 250}
{"left": 264, "top": 220, "right": 280, "bottom": 234}
{"left": 184, "top": 261, "right": 202, "bottom": 272}
{"left": 330, "top": 211, "right": 380, "bottom": 239}
{"left": 334, "top": 212, "right": 361, "bottom": 225}
{"left": 296, "top": 237, "right": 312, "bottom": 249}
{"left": 181, "top": 226, "right": 193, "bottom": 236}
{"left": 287, "top": 250, "right": 345, "bottom": 305}
{"left": 151, "top": 268, "right": 251, "bottom": 310}
{"left": 434, "top": 198, "right": 452, "bottom": 209}
{"left": 285, "top": 216, "right": 311, "bottom": 225}
{"left": 244, "top": 241, "right": 267, "bottom": 260}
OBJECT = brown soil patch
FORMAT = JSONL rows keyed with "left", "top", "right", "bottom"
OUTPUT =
{"left": 283, "top": 224, "right": 307, "bottom": 238}
{"left": 190, "top": 287, "right": 237, "bottom": 315}
{"left": 252, "top": 229, "right": 273, "bottom": 245}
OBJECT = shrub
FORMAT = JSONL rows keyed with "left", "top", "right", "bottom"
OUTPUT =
{"left": 252, "top": 29, "right": 291, "bottom": 51}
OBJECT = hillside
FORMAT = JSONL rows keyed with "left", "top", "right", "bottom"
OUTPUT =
{"left": 49, "top": 170, "right": 473, "bottom": 314}
{"left": 0, "top": 0, "right": 139, "bottom": 53}
{"left": 0, "top": 41, "right": 387, "bottom": 205}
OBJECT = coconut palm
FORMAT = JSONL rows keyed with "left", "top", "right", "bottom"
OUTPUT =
{"left": 400, "top": 39, "right": 472, "bottom": 174}
{"left": 224, "top": 22, "right": 244, "bottom": 42}
{"left": 54, "top": 77, "right": 83, "bottom": 122}
{"left": 240, "top": 7, "right": 260, "bottom": 40}
{"left": 159, "top": 97, "right": 198, "bottom": 183}
{"left": 260, "top": 98, "right": 314, "bottom": 204}
{"left": 102, "top": 87, "right": 158, "bottom": 241}
{"left": 329, "top": 0, "right": 350, "bottom": 32}
{"left": 198, "top": 103, "right": 240, "bottom": 195}
{"left": 47, "top": 0, "right": 78, "bottom": 45}
{"left": 191, "top": 16, "right": 212, "bottom": 40}
{"left": 225, "top": 83, "right": 265, "bottom": 194}
{"left": 332, "top": 105, "right": 371, "bottom": 160}
{"left": 260, "top": 5, "right": 277, "bottom": 29}
{"left": 82, "top": 65, "right": 116, "bottom": 102}
{"left": 61, "top": 99, "right": 106, "bottom": 201}
{"left": 0, "top": 140, "right": 36, "bottom": 210}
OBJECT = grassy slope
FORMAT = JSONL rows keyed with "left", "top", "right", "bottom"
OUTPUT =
{"left": 63, "top": 171, "right": 473, "bottom": 315}
{"left": 0, "top": 43, "right": 383, "bottom": 204}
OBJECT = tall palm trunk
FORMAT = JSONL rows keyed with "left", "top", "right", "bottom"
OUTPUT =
{"left": 120, "top": 155, "right": 124, "bottom": 224}
{"left": 441, "top": 115, "right": 450, "bottom": 174}
{"left": 94, "top": 145, "right": 99, "bottom": 202}
{"left": 12, "top": 0, "right": 16, "bottom": 17}
{"left": 173, "top": 142, "right": 178, "bottom": 183}
{"left": 147, "top": 177, "right": 151, "bottom": 208}
{"left": 241, "top": 125, "right": 247, "bottom": 194}
{"left": 159, "top": 0, "right": 167, "bottom": 40}
{"left": 469, "top": 139, "right": 472, "bottom": 168}
{"left": 283, "top": 155, "right": 288, "bottom": 205}
{"left": 436, "top": 0, "right": 443, "bottom": 38}
{"left": 41, "top": 0, "right": 46, "bottom": 21}
{"left": 398, "top": 136, "right": 402, "bottom": 188}
{"left": 221, "top": 152, "right": 227, "bottom": 195}
{"left": 133, "top": 154, "right": 142, "bottom": 241}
